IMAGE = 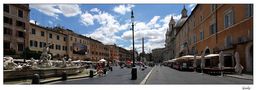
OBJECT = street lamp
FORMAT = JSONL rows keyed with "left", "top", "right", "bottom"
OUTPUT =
{"left": 23, "top": 29, "right": 26, "bottom": 63}
{"left": 131, "top": 10, "right": 137, "bottom": 80}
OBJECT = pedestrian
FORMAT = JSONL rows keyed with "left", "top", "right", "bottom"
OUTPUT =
{"left": 97, "top": 63, "right": 103, "bottom": 76}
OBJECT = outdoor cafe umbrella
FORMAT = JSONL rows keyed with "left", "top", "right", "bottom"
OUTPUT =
{"left": 99, "top": 59, "right": 107, "bottom": 62}
{"left": 180, "top": 55, "right": 194, "bottom": 60}
{"left": 205, "top": 54, "right": 219, "bottom": 59}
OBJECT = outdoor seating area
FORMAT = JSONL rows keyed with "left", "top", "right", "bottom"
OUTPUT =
{"left": 163, "top": 53, "right": 236, "bottom": 75}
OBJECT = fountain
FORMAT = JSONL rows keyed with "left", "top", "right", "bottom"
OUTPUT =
{"left": 38, "top": 43, "right": 52, "bottom": 68}
{"left": 4, "top": 43, "right": 84, "bottom": 81}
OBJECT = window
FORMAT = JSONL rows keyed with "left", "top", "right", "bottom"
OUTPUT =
{"left": 209, "top": 23, "right": 217, "bottom": 35}
{"left": 4, "top": 27, "right": 12, "bottom": 35}
{"left": 55, "top": 45, "right": 58, "bottom": 50}
{"left": 70, "top": 37, "right": 73, "bottom": 41}
{"left": 200, "top": 31, "right": 204, "bottom": 40}
{"left": 18, "top": 10, "right": 23, "bottom": 18}
{"left": 17, "top": 31, "right": 25, "bottom": 37}
{"left": 49, "top": 33, "right": 52, "bottom": 38}
{"left": 4, "top": 4, "right": 9, "bottom": 13}
{"left": 225, "top": 35, "right": 233, "bottom": 47}
{"left": 75, "top": 38, "right": 77, "bottom": 42}
{"left": 57, "top": 35, "right": 60, "bottom": 40}
{"left": 30, "top": 40, "right": 33, "bottom": 47}
{"left": 16, "top": 20, "right": 25, "bottom": 28}
{"left": 245, "top": 4, "right": 253, "bottom": 18}
{"left": 41, "top": 31, "right": 45, "bottom": 36}
{"left": 211, "top": 4, "right": 217, "bottom": 12}
{"left": 224, "top": 10, "right": 234, "bottom": 28}
{"left": 18, "top": 43, "right": 24, "bottom": 51}
{"left": 43, "top": 42, "right": 46, "bottom": 47}
{"left": 4, "top": 41, "right": 10, "bottom": 50}
{"left": 34, "top": 41, "right": 38, "bottom": 47}
{"left": 64, "top": 37, "right": 67, "bottom": 41}
{"left": 50, "top": 44, "right": 54, "bottom": 49}
{"left": 56, "top": 45, "right": 61, "bottom": 50}
{"left": 4, "top": 17, "right": 12, "bottom": 25}
{"left": 63, "top": 46, "right": 67, "bottom": 51}
{"left": 32, "top": 28, "right": 36, "bottom": 34}
{"left": 40, "top": 42, "right": 43, "bottom": 48}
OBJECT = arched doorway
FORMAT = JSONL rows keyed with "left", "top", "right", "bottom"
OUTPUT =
{"left": 245, "top": 42, "right": 253, "bottom": 73}
{"left": 205, "top": 49, "right": 210, "bottom": 55}
{"left": 204, "top": 47, "right": 211, "bottom": 67}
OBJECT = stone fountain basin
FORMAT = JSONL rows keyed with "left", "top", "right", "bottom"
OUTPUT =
{"left": 4, "top": 67, "right": 84, "bottom": 81}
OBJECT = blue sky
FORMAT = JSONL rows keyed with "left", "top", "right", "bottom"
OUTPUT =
{"left": 29, "top": 4, "right": 196, "bottom": 53}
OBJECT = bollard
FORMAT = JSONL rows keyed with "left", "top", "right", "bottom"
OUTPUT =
{"left": 89, "top": 70, "right": 94, "bottom": 78}
{"left": 31, "top": 74, "right": 40, "bottom": 84}
{"left": 62, "top": 71, "right": 67, "bottom": 81}
{"left": 103, "top": 68, "right": 107, "bottom": 74}
{"left": 110, "top": 67, "right": 113, "bottom": 71}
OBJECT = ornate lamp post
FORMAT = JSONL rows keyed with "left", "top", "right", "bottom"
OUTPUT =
{"left": 131, "top": 10, "right": 137, "bottom": 80}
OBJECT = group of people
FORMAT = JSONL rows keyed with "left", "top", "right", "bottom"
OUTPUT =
{"left": 96, "top": 62, "right": 112, "bottom": 76}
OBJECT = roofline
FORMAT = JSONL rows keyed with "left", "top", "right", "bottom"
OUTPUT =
{"left": 175, "top": 4, "right": 199, "bottom": 37}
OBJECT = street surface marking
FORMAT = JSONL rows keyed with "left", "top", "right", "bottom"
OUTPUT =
{"left": 140, "top": 66, "right": 155, "bottom": 84}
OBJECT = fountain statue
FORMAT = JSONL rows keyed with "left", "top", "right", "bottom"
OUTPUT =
{"left": 66, "top": 58, "right": 75, "bottom": 67}
{"left": 38, "top": 43, "right": 52, "bottom": 68}
{"left": 4, "top": 56, "right": 17, "bottom": 70}
{"left": 61, "top": 57, "right": 67, "bottom": 68}
{"left": 28, "top": 58, "right": 38, "bottom": 69}
{"left": 4, "top": 44, "right": 85, "bottom": 81}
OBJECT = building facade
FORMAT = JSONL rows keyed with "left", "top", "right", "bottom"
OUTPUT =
{"left": 4, "top": 4, "right": 30, "bottom": 56}
{"left": 170, "top": 4, "right": 253, "bottom": 73}
{"left": 165, "top": 6, "right": 188, "bottom": 61}
{"left": 29, "top": 23, "right": 68, "bottom": 59}
{"left": 152, "top": 48, "right": 165, "bottom": 63}
{"left": 88, "top": 38, "right": 110, "bottom": 62}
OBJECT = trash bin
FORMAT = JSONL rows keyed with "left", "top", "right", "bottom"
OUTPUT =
{"left": 31, "top": 74, "right": 40, "bottom": 84}
{"left": 131, "top": 67, "right": 137, "bottom": 80}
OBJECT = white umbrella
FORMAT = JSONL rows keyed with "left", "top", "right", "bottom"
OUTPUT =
{"left": 180, "top": 55, "right": 194, "bottom": 59}
{"left": 99, "top": 59, "right": 107, "bottom": 62}
{"left": 205, "top": 54, "right": 219, "bottom": 58}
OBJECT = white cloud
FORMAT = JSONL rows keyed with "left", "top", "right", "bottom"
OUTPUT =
{"left": 113, "top": 4, "right": 135, "bottom": 15}
{"left": 90, "top": 8, "right": 100, "bottom": 13}
{"left": 82, "top": 11, "right": 130, "bottom": 45}
{"left": 147, "top": 16, "right": 160, "bottom": 27}
{"left": 58, "top": 4, "right": 81, "bottom": 17}
{"left": 80, "top": 12, "right": 94, "bottom": 26}
{"left": 188, "top": 4, "right": 196, "bottom": 11}
{"left": 29, "top": 20, "right": 39, "bottom": 25}
{"left": 30, "top": 4, "right": 81, "bottom": 18}
{"left": 121, "top": 15, "right": 171, "bottom": 53}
